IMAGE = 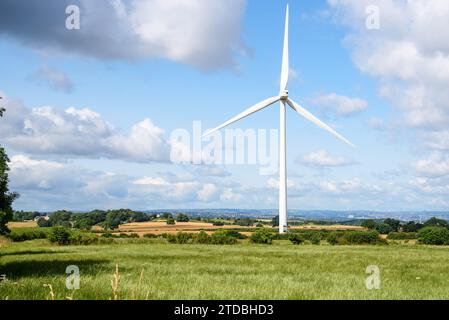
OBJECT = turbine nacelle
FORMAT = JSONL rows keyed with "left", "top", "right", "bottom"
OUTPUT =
{"left": 280, "top": 90, "right": 289, "bottom": 100}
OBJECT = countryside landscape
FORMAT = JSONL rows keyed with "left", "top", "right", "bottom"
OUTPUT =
{"left": 2, "top": 209, "right": 449, "bottom": 300}
{"left": 2, "top": 0, "right": 449, "bottom": 303}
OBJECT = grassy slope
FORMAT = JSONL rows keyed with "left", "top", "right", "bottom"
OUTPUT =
{"left": 1, "top": 239, "right": 449, "bottom": 300}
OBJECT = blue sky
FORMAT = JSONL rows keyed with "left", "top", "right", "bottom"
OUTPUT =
{"left": 1, "top": 0, "right": 448, "bottom": 212}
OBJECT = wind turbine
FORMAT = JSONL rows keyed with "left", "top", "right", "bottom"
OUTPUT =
{"left": 203, "top": 4, "right": 355, "bottom": 234}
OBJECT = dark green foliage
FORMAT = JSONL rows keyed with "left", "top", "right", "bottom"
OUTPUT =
{"left": 375, "top": 223, "right": 393, "bottom": 235}
{"left": 327, "top": 232, "right": 339, "bottom": 245}
{"left": 250, "top": 228, "right": 275, "bottom": 245}
{"left": 7, "top": 228, "right": 50, "bottom": 242}
{"left": 166, "top": 216, "right": 176, "bottom": 225}
{"left": 37, "top": 218, "right": 51, "bottom": 228}
{"left": 49, "top": 226, "right": 72, "bottom": 245}
{"left": 143, "top": 233, "right": 158, "bottom": 239}
{"left": 418, "top": 227, "right": 449, "bottom": 245}
{"left": 402, "top": 221, "right": 424, "bottom": 233}
{"left": 196, "top": 231, "right": 210, "bottom": 244}
{"left": 0, "top": 143, "right": 19, "bottom": 235}
{"left": 13, "top": 211, "right": 43, "bottom": 222}
{"left": 387, "top": 232, "right": 418, "bottom": 240}
{"left": 49, "top": 210, "right": 72, "bottom": 227}
{"left": 423, "top": 217, "right": 449, "bottom": 229}
{"left": 309, "top": 233, "right": 321, "bottom": 245}
{"left": 176, "top": 213, "right": 190, "bottom": 222}
{"left": 384, "top": 218, "right": 401, "bottom": 232}
{"left": 288, "top": 233, "right": 304, "bottom": 245}
{"left": 325, "top": 231, "right": 385, "bottom": 245}
{"left": 361, "top": 219, "right": 377, "bottom": 230}
{"left": 212, "top": 221, "right": 225, "bottom": 226}
{"left": 210, "top": 230, "right": 237, "bottom": 245}
{"left": 234, "top": 218, "right": 256, "bottom": 227}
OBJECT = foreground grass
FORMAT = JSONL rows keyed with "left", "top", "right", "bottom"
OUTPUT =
{"left": 1, "top": 239, "right": 449, "bottom": 300}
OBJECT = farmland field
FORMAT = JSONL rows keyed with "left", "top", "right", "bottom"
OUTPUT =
{"left": 1, "top": 238, "right": 449, "bottom": 300}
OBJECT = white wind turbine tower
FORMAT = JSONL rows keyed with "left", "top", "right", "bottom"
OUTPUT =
{"left": 203, "top": 4, "right": 355, "bottom": 234}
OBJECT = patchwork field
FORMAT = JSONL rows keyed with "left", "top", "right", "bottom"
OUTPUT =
{"left": 117, "top": 221, "right": 364, "bottom": 236}
{"left": 1, "top": 239, "right": 449, "bottom": 300}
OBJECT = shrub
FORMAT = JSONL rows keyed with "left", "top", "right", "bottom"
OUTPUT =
{"left": 288, "top": 233, "right": 304, "bottom": 245}
{"left": 176, "top": 213, "right": 190, "bottom": 222}
{"left": 327, "top": 232, "right": 339, "bottom": 245}
{"left": 49, "top": 226, "right": 72, "bottom": 245}
{"left": 129, "top": 233, "right": 140, "bottom": 238}
{"left": 387, "top": 232, "right": 418, "bottom": 240}
{"left": 344, "top": 231, "right": 384, "bottom": 245}
{"left": 37, "top": 218, "right": 51, "bottom": 228}
{"left": 309, "top": 233, "right": 321, "bottom": 245}
{"left": 176, "top": 232, "right": 194, "bottom": 244}
{"left": 210, "top": 231, "right": 237, "bottom": 245}
{"left": 69, "top": 231, "right": 99, "bottom": 245}
{"left": 418, "top": 227, "right": 449, "bottom": 245}
{"left": 195, "top": 231, "right": 210, "bottom": 244}
{"left": 375, "top": 223, "right": 393, "bottom": 235}
{"left": 250, "top": 228, "right": 275, "bottom": 245}
{"left": 143, "top": 233, "right": 158, "bottom": 239}
{"left": 212, "top": 221, "right": 225, "bottom": 226}
{"left": 166, "top": 217, "right": 176, "bottom": 225}
{"left": 7, "top": 228, "right": 49, "bottom": 242}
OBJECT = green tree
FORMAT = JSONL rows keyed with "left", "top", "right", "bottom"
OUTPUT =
{"left": 361, "top": 219, "right": 377, "bottom": 230}
{"left": 403, "top": 221, "right": 424, "bottom": 233}
{"left": 384, "top": 218, "right": 401, "bottom": 232}
{"left": 166, "top": 216, "right": 176, "bottom": 225}
{"left": 418, "top": 227, "right": 449, "bottom": 245}
{"left": 250, "top": 228, "right": 274, "bottom": 245}
{"left": 0, "top": 106, "right": 19, "bottom": 235}
{"left": 424, "top": 217, "right": 449, "bottom": 229}
{"left": 375, "top": 223, "right": 393, "bottom": 235}
{"left": 49, "top": 210, "right": 72, "bottom": 227}
{"left": 176, "top": 213, "right": 190, "bottom": 222}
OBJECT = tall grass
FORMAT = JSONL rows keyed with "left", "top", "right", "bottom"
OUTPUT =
{"left": 1, "top": 239, "right": 449, "bottom": 300}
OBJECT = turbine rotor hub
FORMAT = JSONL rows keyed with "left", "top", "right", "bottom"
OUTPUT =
{"left": 280, "top": 90, "right": 289, "bottom": 100}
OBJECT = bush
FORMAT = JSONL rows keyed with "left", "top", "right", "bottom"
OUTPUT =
{"left": 309, "top": 233, "right": 321, "bottom": 245}
{"left": 210, "top": 231, "right": 237, "bottom": 245}
{"left": 166, "top": 217, "right": 176, "bottom": 225}
{"left": 327, "top": 232, "right": 339, "bottom": 245}
{"left": 69, "top": 231, "right": 99, "bottom": 245}
{"left": 288, "top": 233, "right": 304, "bottom": 245}
{"left": 143, "top": 233, "right": 158, "bottom": 239}
{"left": 344, "top": 231, "right": 385, "bottom": 245}
{"left": 176, "top": 232, "right": 194, "bottom": 244}
{"left": 212, "top": 221, "right": 225, "bottom": 226}
{"left": 37, "top": 218, "right": 51, "bottom": 228}
{"left": 375, "top": 223, "right": 393, "bottom": 235}
{"left": 250, "top": 228, "right": 275, "bottom": 245}
{"left": 49, "top": 226, "right": 72, "bottom": 245}
{"left": 418, "top": 227, "right": 449, "bottom": 245}
{"left": 7, "top": 228, "right": 49, "bottom": 242}
{"left": 176, "top": 213, "right": 190, "bottom": 222}
{"left": 387, "top": 232, "right": 418, "bottom": 240}
{"left": 195, "top": 231, "right": 210, "bottom": 244}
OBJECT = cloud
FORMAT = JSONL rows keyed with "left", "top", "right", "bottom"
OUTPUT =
{"left": 0, "top": 0, "right": 246, "bottom": 71}
{"left": 309, "top": 92, "right": 368, "bottom": 116}
{"left": 0, "top": 94, "right": 170, "bottom": 162}
{"left": 197, "top": 183, "right": 218, "bottom": 202}
{"left": 328, "top": 0, "right": 449, "bottom": 134}
{"left": 414, "top": 153, "right": 449, "bottom": 178}
{"left": 31, "top": 65, "right": 74, "bottom": 93}
{"left": 299, "top": 150, "right": 354, "bottom": 168}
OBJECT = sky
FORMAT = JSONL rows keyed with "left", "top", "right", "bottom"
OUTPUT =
{"left": 1, "top": 0, "right": 449, "bottom": 212}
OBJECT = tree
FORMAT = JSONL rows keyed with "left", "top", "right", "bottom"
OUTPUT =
{"left": 49, "top": 210, "right": 72, "bottom": 227}
{"left": 375, "top": 223, "right": 393, "bottom": 235}
{"left": 424, "top": 217, "right": 449, "bottom": 229}
{"left": 384, "top": 218, "right": 401, "bottom": 232}
{"left": 166, "top": 216, "right": 176, "bottom": 225}
{"left": 176, "top": 213, "right": 190, "bottom": 222}
{"left": 0, "top": 97, "right": 5, "bottom": 117}
{"left": 271, "top": 216, "right": 279, "bottom": 227}
{"left": 0, "top": 106, "right": 19, "bottom": 235}
{"left": 250, "top": 228, "right": 274, "bottom": 245}
{"left": 37, "top": 218, "right": 51, "bottom": 228}
{"left": 418, "top": 227, "right": 449, "bottom": 245}
{"left": 361, "top": 219, "right": 377, "bottom": 230}
{"left": 403, "top": 221, "right": 424, "bottom": 233}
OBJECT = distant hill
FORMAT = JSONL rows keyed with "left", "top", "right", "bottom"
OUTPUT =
{"left": 145, "top": 209, "right": 449, "bottom": 222}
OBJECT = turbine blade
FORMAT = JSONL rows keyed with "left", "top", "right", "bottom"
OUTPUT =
{"left": 280, "top": 4, "right": 289, "bottom": 91}
{"left": 287, "top": 99, "right": 356, "bottom": 148}
{"left": 203, "top": 96, "right": 280, "bottom": 137}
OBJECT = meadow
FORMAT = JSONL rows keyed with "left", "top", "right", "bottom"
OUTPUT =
{"left": 1, "top": 238, "right": 449, "bottom": 300}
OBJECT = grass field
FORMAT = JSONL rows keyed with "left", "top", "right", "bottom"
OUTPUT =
{"left": 1, "top": 239, "right": 449, "bottom": 300}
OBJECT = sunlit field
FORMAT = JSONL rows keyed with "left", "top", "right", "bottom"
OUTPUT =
{"left": 1, "top": 239, "right": 449, "bottom": 300}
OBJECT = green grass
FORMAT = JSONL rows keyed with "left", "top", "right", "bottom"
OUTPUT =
{"left": 1, "top": 239, "right": 449, "bottom": 300}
